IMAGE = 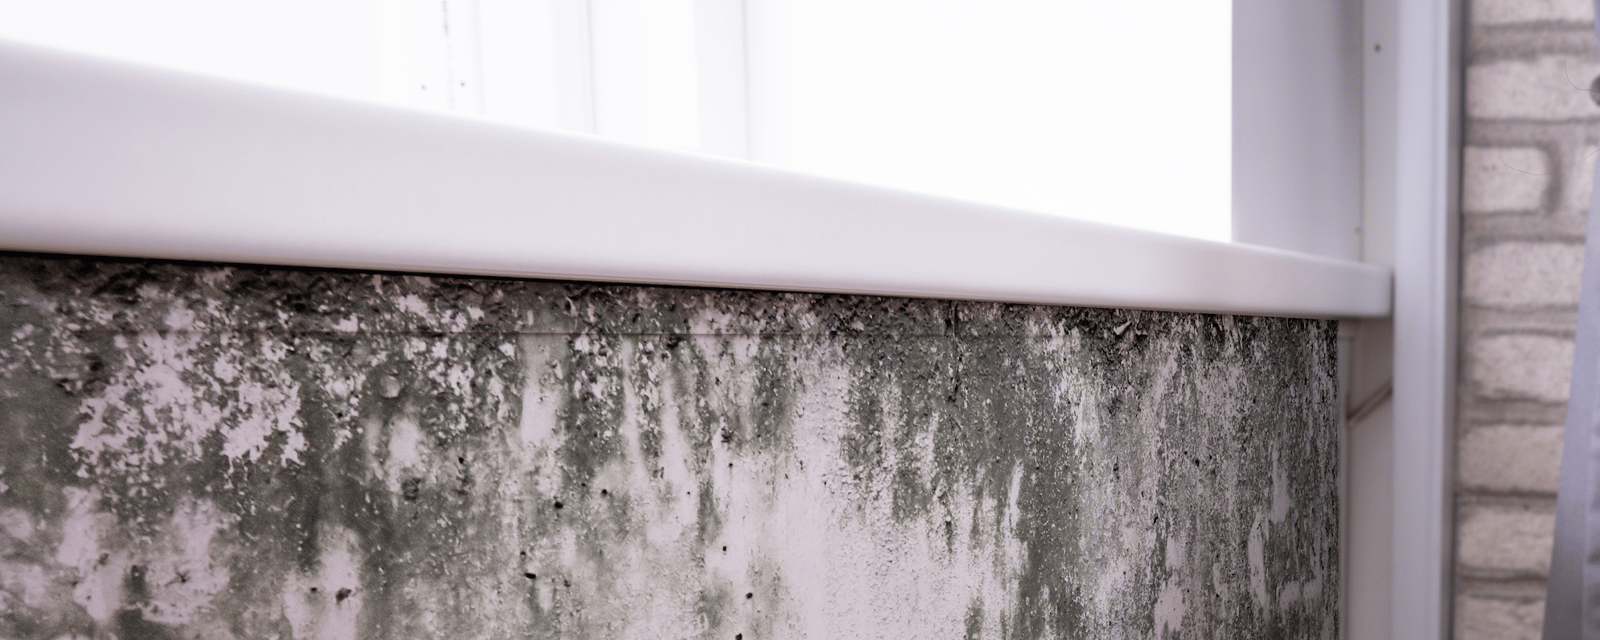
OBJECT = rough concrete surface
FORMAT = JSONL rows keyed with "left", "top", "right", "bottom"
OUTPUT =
{"left": 0, "top": 255, "right": 1338, "bottom": 639}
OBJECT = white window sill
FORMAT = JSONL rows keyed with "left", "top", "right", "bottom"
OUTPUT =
{"left": 0, "top": 39, "right": 1389, "bottom": 319}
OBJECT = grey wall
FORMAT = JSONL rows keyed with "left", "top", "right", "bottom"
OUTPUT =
{"left": 0, "top": 255, "right": 1338, "bottom": 639}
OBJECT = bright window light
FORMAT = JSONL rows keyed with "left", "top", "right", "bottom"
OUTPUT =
{"left": 0, "top": 0, "right": 1232, "bottom": 242}
{"left": 745, "top": 1, "right": 1232, "bottom": 242}
{"left": 0, "top": 0, "right": 382, "bottom": 99}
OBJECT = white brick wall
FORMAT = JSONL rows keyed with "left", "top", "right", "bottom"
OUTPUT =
{"left": 1471, "top": 334, "right": 1576, "bottom": 401}
{"left": 1458, "top": 505, "right": 1556, "bottom": 573}
{"left": 1563, "top": 145, "right": 1597, "bottom": 211}
{"left": 1463, "top": 147, "right": 1550, "bottom": 212}
{"left": 1464, "top": 241, "right": 1584, "bottom": 306}
{"left": 1459, "top": 425, "right": 1565, "bottom": 492}
{"left": 1467, "top": 57, "right": 1600, "bottom": 120}
{"left": 1456, "top": 596, "right": 1545, "bottom": 640}
{"left": 1474, "top": 0, "right": 1593, "bottom": 24}
{"left": 1456, "top": 3, "right": 1596, "bottom": 635}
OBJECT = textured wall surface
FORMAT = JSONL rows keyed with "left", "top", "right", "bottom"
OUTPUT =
{"left": 1459, "top": 0, "right": 1598, "bottom": 636}
{"left": 0, "top": 255, "right": 1338, "bottom": 640}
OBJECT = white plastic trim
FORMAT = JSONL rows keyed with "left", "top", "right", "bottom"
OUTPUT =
{"left": 0, "top": 39, "right": 1391, "bottom": 319}
{"left": 1388, "top": 0, "right": 1460, "bottom": 636}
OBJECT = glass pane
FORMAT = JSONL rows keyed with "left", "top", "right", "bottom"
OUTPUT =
{"left": 0, "top": 0, "right": 1233, "bottom": 241}
{"left": 745, "top": 0, "right": 1232, "bottom": 241}
{"left": 0, "top": 0, "right": 382, "bottom": 99}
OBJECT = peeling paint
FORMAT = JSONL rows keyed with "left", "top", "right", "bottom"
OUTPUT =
{"left": 0, "top": 255, "right": 1338, "bottom": 639}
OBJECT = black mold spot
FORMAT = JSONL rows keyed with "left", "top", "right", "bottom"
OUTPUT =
{"left": 124, "top": 565, "right": 150, "bottom": 603}
{"left": 964, "top": 600, "right": 983, "bottom": 640}
{"left": 524, "top": 572, "right": 537, "bottom": 580}
{"left": 456, "top": 461, "right": 474, "bottom": 496}
{"left": 114, "top": 606, "right": 177, "bottom": 640}
{"left": 553, "top": 500, "right": 563, "bottom": 510}
{"left": 336, "top": 588, "right": 353, "bottom": 603}
{"left": 0, "top": 257, "right": 1336, "bottom": 639}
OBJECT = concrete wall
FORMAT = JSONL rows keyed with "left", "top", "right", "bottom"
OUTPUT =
{"left": 1458, "top": 0, "right": 1598, "bottom": 636}
{"left": 0, "top": 255, "right": 1339, "bottom": 639}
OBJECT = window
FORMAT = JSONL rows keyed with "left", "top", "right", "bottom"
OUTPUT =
{"left": 0, "top": 0, "right": 1231, "bottom": 241}
{"left": 0, "top": 3, "right": 1461, "bottom": 635}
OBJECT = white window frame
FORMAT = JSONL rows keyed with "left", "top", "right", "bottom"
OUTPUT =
{"left": 1386, "top": 0, "right": 1462, "bottom": 636}
{"left": 0, "top": 0, "right": 1461, "bottom": 633}
{"left": 1234, "top": 0, "right": 1459, "bottom": 635}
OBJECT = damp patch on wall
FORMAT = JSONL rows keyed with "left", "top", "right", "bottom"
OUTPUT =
{"left": 0, "top": 255, "right": 1338, "bottom": 639}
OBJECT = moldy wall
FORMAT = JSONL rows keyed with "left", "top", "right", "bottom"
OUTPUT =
{"left": 0, "top": 254, "right": 1338, "bottom": 639}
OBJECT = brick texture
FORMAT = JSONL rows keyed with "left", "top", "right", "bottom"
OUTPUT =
{"left": 1464, "top": 241, "right": 1583, "bottom": 305}
{"left": 1467, "top": 57, "right": 1600, "bottom": 120}
{"left": 1470, "top": 333, "right": 1574, "bottom": 401}
{"left": 1474, "top": 0, "right": 1593, "bottom": 25}
{"left": 1459, "top": 425, "right": 1565, "bottom": 493}
{"left": 1457, "top": 2, "right": 1599, "bottom": 636}
{"left": 1564, "top": 145, "right": 1596, "bottom": 211}
{"left": 1458, "top": 504, "right": 1556, "bottom": 574}
{"left": 1463, "top": 147, "right": 1550, "bottom": 213}
{"left": 1456, "top": 595, "right": 1545, "bottom": 640}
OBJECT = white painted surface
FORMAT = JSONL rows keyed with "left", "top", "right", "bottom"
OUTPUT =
{"left": 0, "top": 39, "right": 1387, "bottom": 319}
{"left": 1231, "top": 0, "right": 1364, "bottom": 260}
{"left": 1345, "top": 0, "right": 1403, "bottom": 636}
{"left": 1388, "top": 0, "right": 1461, "bottom": 637}
{"left": 1344, "top": 319, "right": 1397, "bottom": 640}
